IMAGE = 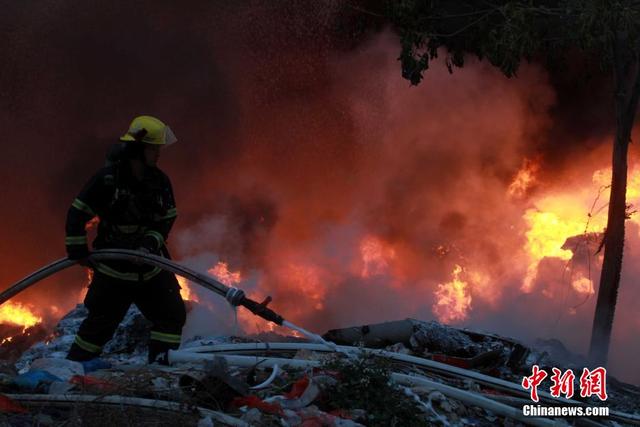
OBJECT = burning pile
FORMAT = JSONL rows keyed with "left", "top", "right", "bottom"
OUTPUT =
{"left": 0, "top": 244, "right": 637, "bottom": 425}
{"left": 0, "top": 302, "right": 46, "bottom": 362}
{"left": 1, "top": 308, "right": 638, "bottom": 426}
{"left": 171, "top": 152, "right": 640, "bottom": 380}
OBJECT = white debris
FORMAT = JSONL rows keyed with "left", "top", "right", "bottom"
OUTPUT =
{"left": 30, "top": 358, "right": 84, "bottom": 380}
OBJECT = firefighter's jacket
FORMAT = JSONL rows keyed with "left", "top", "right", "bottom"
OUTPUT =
{"left": 65, "top": 162, "right": 177, "bottom": 281}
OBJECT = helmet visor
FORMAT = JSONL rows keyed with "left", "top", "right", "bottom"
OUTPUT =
{"left": 164, "top": 126, "right": 177, "bottom": 146}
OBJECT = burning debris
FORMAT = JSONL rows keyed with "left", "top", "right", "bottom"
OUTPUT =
{"left": 0, "top": 250, "right": 638, "bottom": 424}
{"left": 0, "top": 301, "right": 47, "bottom": 364}
{"left": 0, "top": 307, "right": 638, "bottom": 426}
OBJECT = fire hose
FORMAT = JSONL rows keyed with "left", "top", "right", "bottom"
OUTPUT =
{"left": 0, "top": 249, "right": 334, "bottom": 348}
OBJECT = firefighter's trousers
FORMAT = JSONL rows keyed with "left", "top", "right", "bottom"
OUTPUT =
{"left": 67, "top": 269, "right": 186, "bottom": 364}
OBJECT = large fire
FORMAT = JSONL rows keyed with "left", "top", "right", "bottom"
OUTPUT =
{"left": 0, "top": 3, "right": 638, "bottom": 387}
{"left": 4, "top": 23, "right": 639, "bottom": 382}
{"left": 179, "top": 160, "right": 639, "bottom": 335}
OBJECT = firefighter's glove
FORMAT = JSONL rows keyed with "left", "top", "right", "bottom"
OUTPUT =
{"left": 225, "top": 287, "right": 245, "bottom": 306}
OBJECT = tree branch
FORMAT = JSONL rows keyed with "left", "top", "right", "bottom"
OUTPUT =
{"left": 426, "top": 10, "right": 497, "bottom": 38}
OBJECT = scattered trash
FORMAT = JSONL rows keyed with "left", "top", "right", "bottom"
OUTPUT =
{"left": 80, "top": 358, "right": 112, "bottom": 373}
{"left": 231, "top": 395, "right": 284, "bottom": 415}
{"left": 250, "top": 364, "right": 280, "bottom": 390}
{"left": 410, "top": 320, "right": 477, "bottom": 357}
{"left": 2, "top": 309, "right": 638, "bottom": 426}
{"left": 69, "top": 375, "right": 117, "bottom": 392}
{"left": 197, "top": 415, "right": 214, "bottom": 427}
{"left": 30, "top": 358, "right": 84, "bottom": 380}
{"left": 151, "top": 376, "right": 170, "bottom": 391}
{"left": 47, "top": 381, "right": 75, "bottom": 394}
{"left": 273, "top": 376, "right": 321, "bottom": 410}
{"left": 240, "top": 407, "right": 262, "bottom": 424}
{"left": 430, "top": 348, "right": 503, "bottom": 371}
{"left": 0, "top": 394, "right": 28, "bottom": 413}
{"left": 284, "top": 376, "right": 310, "bottom": 399}
{"left": 13, "top": 370, "right": 61, "bottom": 391}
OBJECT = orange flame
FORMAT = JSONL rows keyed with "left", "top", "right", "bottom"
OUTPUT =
{"left": 520, "top": 167, "right": 640, "bottom": 294}
{"left": 175, "top": 261, "right": 244, "bottom": 307}
{"left": 572, "top": 276, "right": 595, "bottom": 295}
{"left": 236, "top": 307, "right": 276, "bottom": 334}
{"left": 85, "top": 216, "right": 100, "bottom": 231}
{"left": 208, "top": 261, "right": 242, "bottom": 286}
{"left": 0, "top": 301, "right": 42, "bottom": 332}
{"left": 433, "top": 265, "right": 472, "bottom": 324}
{"left": 508, "top": 158, "right": 539, "bottom": 198}
{"left": 177, "top": 276, "right": 199, "bottom": 302}
{"left": 206, "top": 262, "right": 272, "bottom": 335}
{"left": 78, "top": 268, "right": 92, "bottom": 302}
{"left": 283, "top": 263, "right": 325, "bottom": 310}
{"left": 359, "top": 235, "right": 396, "bottom": 278}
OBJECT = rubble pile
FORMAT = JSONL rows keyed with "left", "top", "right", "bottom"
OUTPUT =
{"left": 0, "top": 310, "right": 637, "bottom": 426}
{"left": 0, "top": 323, "right": 48, "bottom": 362}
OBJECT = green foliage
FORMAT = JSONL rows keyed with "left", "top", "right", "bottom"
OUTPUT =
{"left": 385, "top": 0, "right": 640, "bottom": 84}
{"left": 320, "top": 353, "right": 426, "bottom": 426}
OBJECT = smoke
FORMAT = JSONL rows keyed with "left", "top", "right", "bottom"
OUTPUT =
{"left": 177, "top": 30, "right": 639, "bottom": 384}
{"left": 1, "top": 1, "right": 638, "bottom": 384}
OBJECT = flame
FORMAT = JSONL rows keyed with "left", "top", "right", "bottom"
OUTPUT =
{"left": 524, "top": 210, "right": 584, "bottom": 262}
{"left": 359, "top": 235, "right": 396, "bottom": 278}
{"left": 208, "top": 262, "right": 242, "bottom": 286}
{"left": 433, "top": 265, "right": 472, "bottom": 324}
{"left": 78, "top": 268, "right": 92, "bottom": 302}
{"left": 176, "top": 276, "right": 199, "bottom": 302}
{"left": 521, "top": 208, "right": 583, "bottom": 292}
{"left": 593, "top": 168, "right": 640, "bottom": 201}
{"left": 508, "top": 158, "right": 539, "bottom": 198}
{"left": 236, "top": 307, "right": 276, "bottom": 335}
{"left": 0, "top": 301, "right": 42, "bottom": 332}
{"left": 281, "top": 263, "right": 325, "bottom": 310}
{"left": 572, "top": 276, "right": 595, "bottom": 295}
{"left": 175, "top": 262, "right": 244, "bottom": 302}
{"left": 85, "top": 216, "right": 100, "bottom": 231}
{"left": 521, "top": 167, "right": 640, "bottom": 293}
{"left": 466, "top": 269, "right": 496, "bottom": 306}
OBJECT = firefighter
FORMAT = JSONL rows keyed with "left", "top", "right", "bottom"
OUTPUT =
{"left": 64, "top": 115, "right": 186, "bottom": 364}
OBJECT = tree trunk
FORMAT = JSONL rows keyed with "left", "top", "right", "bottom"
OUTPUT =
{"left": 588, "top": 37, "right": 640, "bottom": 367}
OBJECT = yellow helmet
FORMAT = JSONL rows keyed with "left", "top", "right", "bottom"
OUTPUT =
{"left": 119, "top": 115, "right": 177, "bottom": 145}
